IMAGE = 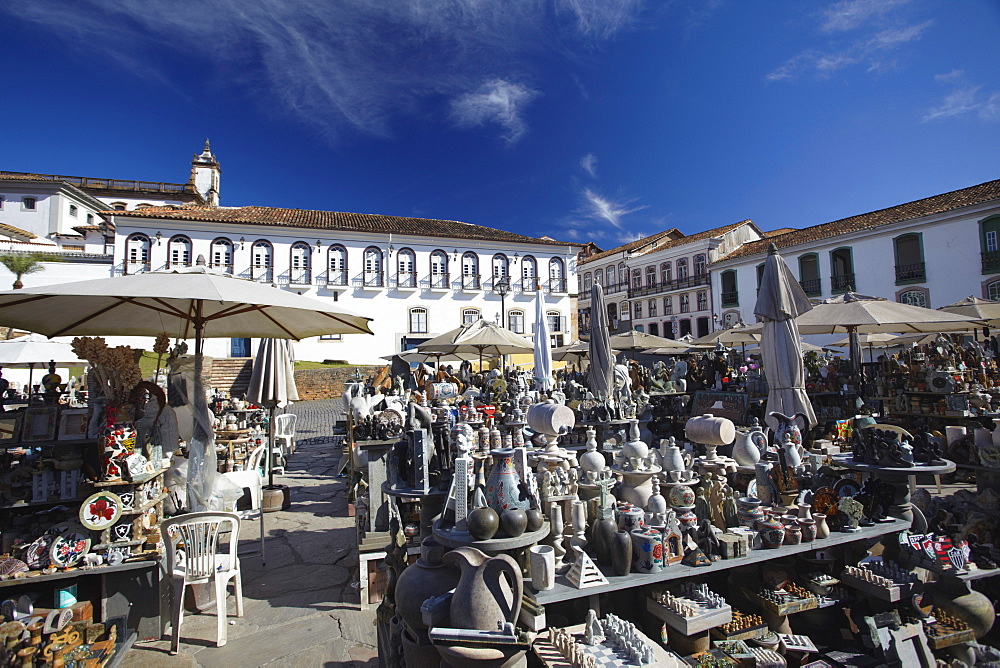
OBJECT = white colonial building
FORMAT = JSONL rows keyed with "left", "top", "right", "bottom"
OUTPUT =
{"left": 577, "top": 220, "right": 764, "bottom": 339}
{"left": 710, "top": 179, "right": 1000, "bottom": 326}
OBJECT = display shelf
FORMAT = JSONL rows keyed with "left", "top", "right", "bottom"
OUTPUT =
{"left": 0, "top": 560, "right": 155, "bottom": 588}
{"left": 92, "top": 538, "right": 145, "bottom": 550}
{"left": 532, "top": 519, "right": 909, "bottom": 606}
{"left": 839, "top": 571, "right": 918, "bottom": 603}
{"left": 92, "top": 468, "right": 167, "bottom": 487}
{"left": 120, "top": 491, "right": 168, "bottom": 516}
{"left": 0, "top": 495, "right": 88, "bottom": 510}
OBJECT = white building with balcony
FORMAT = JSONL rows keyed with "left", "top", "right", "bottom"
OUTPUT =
{"left": 709, "top": 179, "right": 1000, "bottom": 327}
{"left": 577, "top": 220, "right": 763, "bottom": 339}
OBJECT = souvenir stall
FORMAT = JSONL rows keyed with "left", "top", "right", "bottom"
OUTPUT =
{"left": 361, "top": 253, "right": 999, "bottom": 667}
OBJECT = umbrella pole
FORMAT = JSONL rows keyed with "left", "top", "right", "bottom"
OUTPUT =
{"left": 267, "top": 405, "right": 277, "bottom": 488}
{"left": 27, "top": 362, "right": 35, "bottom": 405}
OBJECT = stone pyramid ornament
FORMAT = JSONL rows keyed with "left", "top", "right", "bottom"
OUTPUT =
{"left": 681, "top": 546, "right": 712, "bottom": 567}
{"left": 566, "top": 546, "right": 608, "bottom": 589}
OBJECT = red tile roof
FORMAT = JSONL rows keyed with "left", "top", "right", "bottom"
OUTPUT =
{"left": 580, "top": 220, "right": 757, "bottom": 265}
{"left": 0, "top": 172, "right": 203, "bottom": 203}
{"left": 0, "top": 223, "right": 36, "bottom": 240}
{"left": 718, "top": 179, "right": 1000, "bottom": 263}
{"left": 107, "top": 205, "right": 581, "bottom": 247}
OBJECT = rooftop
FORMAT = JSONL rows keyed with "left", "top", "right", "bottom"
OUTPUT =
{"left": 108, "top": 205, "right": 581, "bottom": 247}
{"left": 0, "top": 223, "right": 36, "bottom": 241}
{"left": 718, "top": 179, "right": 1000, "bottom": 263}
{"left": 580, "top": 219, "right": 756, "bottom": 265}
{"left": 0, "top": 171, "right": 204, "bottom": 202}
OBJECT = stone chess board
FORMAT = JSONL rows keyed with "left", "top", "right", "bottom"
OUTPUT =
{"left": 577, "top": 641, "right": 644, "bottom": 667}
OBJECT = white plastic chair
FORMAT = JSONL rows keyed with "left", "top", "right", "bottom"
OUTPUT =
{"left": 223, "top": 445, "right": 267, "bottom": 565}
{"left": 271, "top": 414, "right": 297, "bottom": 474}
{"left": 163, "top": 512, "right": 244, "bottom": 654}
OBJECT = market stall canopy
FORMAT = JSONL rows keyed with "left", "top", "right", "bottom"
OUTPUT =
{"left": 0, "top": 333, "right": 85, "bottom": 367}
{"left": 380, "top": 350, "right": 482, "bottom": 364}
{"left": 794, "top": 292, "right": 981, "bottom": 335}
{"left": 609, "top": 329, "right": 691, "bottom": 352}
{"left": 938, "top": 295, "right": 1000, "bottom": 327}
{"left": 417, "top": 318, "right": 534, "bottom": 357}
{"left": 691, "top": 324, "right": 763, "bottom": 346}
{"left": 828, "top": 333, "right": 901, "bottom": 348}
{"left": 743, "top": 339, "right": 828, "bottom": 354}
{"left": 645, "top": 340, "right": 712, "bottom": 355}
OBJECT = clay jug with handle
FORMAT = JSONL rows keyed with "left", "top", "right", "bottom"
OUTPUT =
{"left": 444, "top": 547, "right": 523, "bottom": 631}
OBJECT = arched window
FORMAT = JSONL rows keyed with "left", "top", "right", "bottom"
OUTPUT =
{"left": 210, "top": 238, "right": 233, "bottom": 273}
{"left": 326, "top": 245, "right": 347, "bottom": 285}
{"left": 546, "top": 310, "right": 563, "bottom": 333}
{"left": 756, "top": 263, "right": 765, "bottom": 291}
{"left": 509, "top": 309, "right": 525, "bottom": 334}
{"left": 111, "top": 202, "right": 127, "bottom": 211}
{"left": 549, "top": 258, "right": 566, "bottom": 292}
{"left": 798, "top": 253, "right": 820, "bottom": 295}
{"left": 697, "top": 291, "right": 708, "bottom": 311}
{"left": 633, "top": 302, "right": 642, "bottom": 319}
{"left": 830, "top": 247, "right": 854, "bottom": 292}
{"left": 409, "top": 307, "right": 428, "bottom": 333}
{"left": 898, "top": 289, "right": 927, "bottom": 308}
{"left": 430, "top": 250, "right": 449, "bottom": 289}
{"left": 981, "top": 216, "right": 1000, "bottom": 273}
{"left": 663, "top": 296, "right": 673, "bottom": 315}
{"left": 125, "top": 234, "right": 150, "bottom": 273}
{"left": 618, "top": 263, "right": 626, "bottom": 289}
{"left": 645, "top": 266, "right": 656, "bottom": 287}
{"left": 679, "top": 294, "right": 691, "bottom": 313}
{"left": 462, "top": 252, "right": 480, "bottom": 289}
{"left": 462, "top": 308, "right": 481, "bottom": 325}
{"left": 492, "top": 254, "right": 509, "bottom": 280}
{"left": 252, "top": 241, "right": 273, "bottom": 281}
{"left": 620, "top": 302, "right": 629, "bottom": 319}
{"left": 290, "top": 242, "right": 312, "bottom": 284}
{"left": 604, "top": 267, "right": 612, "bottom": 287}
{"left": 648, "top": 299, "right": 657, "bottom": 317}
{"left": 396, "top": 248, "right": 416, "bottom": 287}
{"left": 694, "top": 254, "right": 707, "bottom": 276}
{"left": 987, "top": 280, "right": 1000, "bottom": 301}
{"left": 364, "top": 247, "right": 384, "bottom": 286}
{"left": 521, "top": 256, "right": 537, "bottom": 291}
{"left": 167, "top": 235, "right": 191, "bottom": 268}
{"left": 720, "top": 270, "right": 738, "bottom": 306}
{"left": 894, "top": 233, "right": 925, "bottom": 283}
{"left": 676, "top": 258, "right": 688, "bottom": 280}
{"left": 631, "top": 269, "right": 642, "bottom": 289}
{"left": 661, "top": 262, "right": 671, "bottom": 284}
{"left": 583, "top": 272, "right": 593, "bottom": 293}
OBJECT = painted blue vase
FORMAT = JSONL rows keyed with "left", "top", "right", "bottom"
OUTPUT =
{"left": 485, "top": 448, "right": 529, "bottom": 512}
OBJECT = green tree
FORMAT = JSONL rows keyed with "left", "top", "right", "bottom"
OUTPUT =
{"left": 0, "top": 252, "right": 58, "bottom": 290}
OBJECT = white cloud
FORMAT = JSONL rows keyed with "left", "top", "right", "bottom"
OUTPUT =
{"left": 820, "top": 0, "right": 913, "bottom": 32}
{"left": 451, "top": 80, "right": 539, "bottom": 145}
{"left": 5, "top": 0, "right": 644, "bottom": 143}
{"left": 580, "top": 153, "right": 598, "bottom": 178}
{"left": 582, "top": 188, "right": 645, "bottom": 232}
{"left": 923, "top": 70, "right": 1000, "bottom": 123}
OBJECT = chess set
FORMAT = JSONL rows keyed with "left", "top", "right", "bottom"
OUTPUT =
{"left": 710, "top": 610, "right": 768, "bottom": 642}
{"left": 921, "top": 608, "right": 975, "bottom": 650}
{"left": 646, "top": 582, "right": 733, "bottom": 635}
{"left": 742, "top": 581, "right": 818, "bottom": 616}
{"left": 840, "top": 561, "right": 919, "bottom": 602}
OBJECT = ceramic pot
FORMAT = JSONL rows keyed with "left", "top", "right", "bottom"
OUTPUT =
{"left": 658, "top": 439, "right": 688, "bottom": 473}
{"left": 525, "top": 508, "right": 544, "bottom": 533}
{"left": 797, "top": 518, "right": 816, "bottom": 543}
{"left": 685, "top": 414, "right": 736, "bottom": 446}
{"left": 668, "top": 485, "right": 696, "bottom": 509}
{"left": 526, "top": 401, "right": 576, "bottom": 437}
{"left": 631, "top": 528, "right": 663, "bottom": 574}
{"left": 783, "top": 521, "right": 802, "bottom": 545}
{"left": 736, "top": 496, "right": 765, "bottom": 529}
{"left": 593, "top": 516, "right": 618, "bottom": 566}
{"left": 394, "top": 538, "right": 461, "bottom": 634}
{"left": 677, "top": 508, "right": 698, "bottom": 530}
{"left": 102, "top": 420, "right": 137, "bottom": 480}
{"left": 610, "top": 530, "right": 632, "bottom": 576}
{"left": 498, "top": 508, "right": 527, "bottom": 538}
{"left": 579, "top": 428, "right": 604, "bottom": 479}
{"left": 444, "top": 547, "right": 523, "bottom": 632}
{"left": 528, "top": 545, "right": 555, "bottom": 591}
{"left": 467, "top": 507, "right": 499, "bottom": 541}
{"left": 485, "top": 448, "right": 529, "bottom": 513}
{"left": 732, "top": 429, "right": 761, "bottom": 467}
{"left": 757, "top": 514, "right": 785, "bottom": 549}
{"left": 621, "top": 419, "right": 650, "bottom": 464}
{"left": 797, "top": 505, "right": 813, "bottom": 521}
{"left": 616, "top": 505, "right": 644, "bottom": 532}
{"left": 814, "top": 513, "right": 830, "bottom": 539}
{"left": 927, "top": 581, "right": 996, "bottom": 639}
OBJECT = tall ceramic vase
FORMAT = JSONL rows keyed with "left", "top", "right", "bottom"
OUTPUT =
{"left": 485, "top": 448, "right": 529, "bottom": 512}
{"left": 101, "top": 414, "right": 136, "bottom": 481}
{"left": 611, "top": 530, "right": 632, "bottom": 576}
{"left": 528, "top": 545, "right": 555, "bottom": 591}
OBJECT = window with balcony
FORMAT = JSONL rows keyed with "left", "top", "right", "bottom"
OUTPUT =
{"left": 720, "top": 269, "right": 738, "bottom": 306}
{"left": 167, "top": 236, "right": 191, "bottom": 268}
{"left": 679, "top": 294, "right": 690, "bottom": 313}
{"left": 676, "top": 258, "right": 688, "bottom": 280}
{"left": 798, "top": 253, "right": 820, "bottom": 295}
{"left": 697, "top": 291, "right": 708, "bottom": 311}
{"left": 694, "top": 254, "right": 706, "bottom": 276}
{"left": 290, "top": 242, "right": 312, "bottom": 284}
{"left": 364, "top": 246, "right": 384, "bottom": 286}
{"left": 981, "top": 216, "right": 1000, "bottom": 274}
{"left": 396, "top": 248, "right": 416, "bottom": 287}
{"left": 830, "top": 247, "right": 855, "bottom": 292}
{"left": 645, "top": 266, "right": 656, "bottom": 287}
{"left": 633, "top": 301, "right": 642, "bottom": 319}
{"left": 605, "top": 267, "right": 614, "bottom": 288}
{"left": 210, "top": 238, "right": 234, "bottom": 274}
{"left": 462, "top": 308, "right": 481, "bottom": 325}
{"left": 661, "top": 262, "right": 671, "bottom": 284}
{"left": 648, "top": 299, "right": 657, "bottom": 317}
{"left": 125, "top": 234, "right": 150, "bottom": 273}
{"left": 509, "top": 309, "right": 525, "bottom": 334}
{"left": 664, "top": 296, "right": 672, "bottom": 315}
{"left": 492, "top": 254, "right": 509, "bottom": 279}
{"left": 631, "top": 269, "right": 642, "bottom": 290}
{"left": 252, "top": 241, "right": 273, "bottom": 281}
{"left": 618, "top": 263, "right": 626, "bottom": 289}
{"left": 462, "top": 252, "right": 480, "bottom": 289}
{"left": 521, "top": 255, "right": 537, "bottom": 291}
{"left": 549, "top": 257, "right": 566, "bottom": 293}
{"left": 894, "top": 233, "right": 925, "bottom": 284}
{"left": 583, "top": 272, "right": 593, "bottom": 293}
{"left": 430, "top": 250, "right": 449, "bottom": 289}
{"left": 327, "top": 245, "right": 347, "bottom": 285}
{"left": 409, "top": 307, "right": 428, "bottom": 333}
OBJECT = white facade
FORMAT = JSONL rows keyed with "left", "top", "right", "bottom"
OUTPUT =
{"left": 710, "top": 179, "right": 1000, "bottom": 328}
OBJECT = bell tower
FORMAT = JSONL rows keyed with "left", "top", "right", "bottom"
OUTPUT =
{"left": 189, "top": 139, "right": 221, "bottom": 206}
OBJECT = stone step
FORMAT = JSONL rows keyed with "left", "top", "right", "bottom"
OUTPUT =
{"left": 209, "top": 357, "right": 254, "bottom": 396}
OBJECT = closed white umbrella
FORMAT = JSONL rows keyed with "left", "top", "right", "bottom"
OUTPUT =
{"left": 533, "top": 293, "right": 553, "bottom": 392}
{"left": 247, "top": 339, "right": 300, "bottom": 488}
{"left": 755, "top": 243, "right": 816, "bottom": 431}
{"left": 588, "top": 284, "right": 614, "bottom": 401}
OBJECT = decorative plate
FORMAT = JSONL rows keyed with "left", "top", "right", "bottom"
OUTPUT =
{"left": 811, "top": 487, "right": 839, "bottom": 516}
{"left": 0, "top": 557, "right": 28, "bottom": 576}
{"left": 79, "top": 491, "right": 123, "bottom": 531}
{"left": 49, "top": 532, "right": 91, "bottom": 568}
{"left": 834, "top": 479, "right": 861, "bottom": 498}
{"left": 24, "top": 535, "right": 56, "bottom": 570}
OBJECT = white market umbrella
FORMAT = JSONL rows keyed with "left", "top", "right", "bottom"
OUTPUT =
{"left": 755, "top": 243, "right": 816, "bottom": 431}
{"left": 609, "top": 329, "right": 688, "bottom": 355}
{"left": 247, "top": 339, "right": 300, "bottom": 488}
{"left": 0, "top": 333, "right": 86, "bottom": 397}
{"left": 588, "top": 284, "right": 614, "bottom": 401}
{"left": 533, "top": 292, "right": 553, "bottom": 392}
{"left": 380, "top": 350, "right": 481, "bottom": 365}
{"left": 692, "top": 324, "right": 763, "bottom": 346}
{"left": 938, "top": 296, "right": 1000, "bottom": 325}
{"left": 795, "top": 292, "right": 981, "bottom": 335}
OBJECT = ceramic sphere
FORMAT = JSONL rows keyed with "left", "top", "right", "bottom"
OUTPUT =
{"left": 467, "top": 507, "right": 500, "bottom": 541}
{"left": 525, "top": 508, "right": 544, "bottom": 532}
{"left": 668, "top": 485, "right": 696, "bottom": 509}
{"left": 498, "top": 508, "right": 528, "bottom": 538}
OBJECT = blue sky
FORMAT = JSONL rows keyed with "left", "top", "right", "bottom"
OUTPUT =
{"left": 2, "top": 0, "right": 998, "bottom": 249}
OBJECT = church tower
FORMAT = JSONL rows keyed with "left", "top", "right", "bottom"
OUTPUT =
{"left": 189, "top": 140, "right": 221, "bottom": 206}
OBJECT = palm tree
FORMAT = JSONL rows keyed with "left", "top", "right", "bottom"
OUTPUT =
{"left": 0, "top": 252, "right": 58, "bottom": 290}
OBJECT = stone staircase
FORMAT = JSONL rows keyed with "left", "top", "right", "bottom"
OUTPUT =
{"left": 208, "top": 357, "right": 254, "bottom": 396}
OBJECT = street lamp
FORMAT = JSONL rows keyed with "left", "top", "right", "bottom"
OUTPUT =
{"left": 494, "top": 276, "right": 510, "bottom": 328}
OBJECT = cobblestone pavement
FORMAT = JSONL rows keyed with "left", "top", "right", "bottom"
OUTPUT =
{"left": 123, "top": 399, "right": 380, "bottom": 667}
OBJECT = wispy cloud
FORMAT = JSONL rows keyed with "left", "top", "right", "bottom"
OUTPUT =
{"left": 580, "top": 153, "right": 598, "bottom": 178}
{"left": 5, "top": 0, "right": 644, "bottom": 144}
{"left": 452, "top": 80, "right": 539, "bottom": 145}
{"left": 582, "top": 188, "right": 646, "bottom": 240}
{"left": 923, "top": 70, "right": 1000, "bottom": 123}
{"left": 767, "top": 0, "right": 930, "bottom": 82}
